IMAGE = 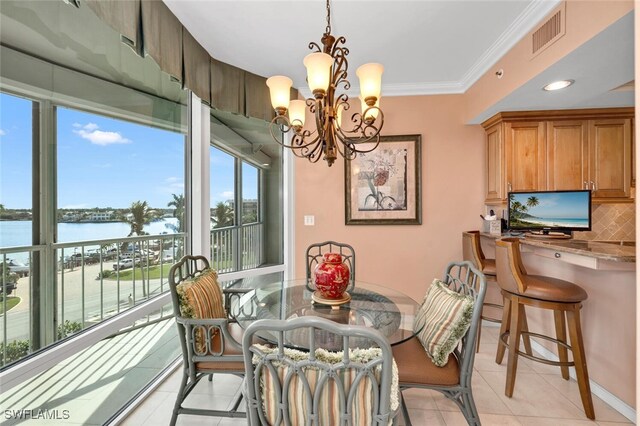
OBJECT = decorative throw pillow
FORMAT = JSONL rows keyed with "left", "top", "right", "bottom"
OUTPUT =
{"left": 176, "top": 268, "right": 226, "bottom": 354}
{"left": 250, "top": 344, "right": 399, "bottom": 425}
{"left": 414, "top": 278, "right": 474, "bottom": 367}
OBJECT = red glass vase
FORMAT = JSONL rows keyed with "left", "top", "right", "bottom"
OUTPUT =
{"left": 314, "top": 253, "right": 350, "bottom": 299}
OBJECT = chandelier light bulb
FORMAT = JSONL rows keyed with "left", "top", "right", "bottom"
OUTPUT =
{"left": 303, "top": 52, "right": 333, "bottom": 97}
{"left": 266, "top": 76, "right": 293, "bottom": 112}
{"left": 288, "top": 100, "right": 307, "bottom": 129}
{"left": 356, "top": 63, "right": 384, "bottom": 103}
{"left": 360, "top": 97, "right": 379, "bottom": 121}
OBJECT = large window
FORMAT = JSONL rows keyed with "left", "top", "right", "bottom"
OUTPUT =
{"left": 56, "top": 107, "right": 186, "bottom": 333}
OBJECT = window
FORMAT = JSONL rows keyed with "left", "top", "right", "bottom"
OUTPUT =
{"left": 242, "top": 162, "right": 259, "bottom": 224}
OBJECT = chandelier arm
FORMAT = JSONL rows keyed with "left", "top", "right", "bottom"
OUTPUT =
{"left": 268, "top": 116, "right": 324, "bottom": 152}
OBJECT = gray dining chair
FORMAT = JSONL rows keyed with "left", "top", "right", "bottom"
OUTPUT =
{"left": 305, "top": 240, "right": 356, "bottom": 292}
{"left": 242, "top": 316, "right": 398, "bottom": 426}
{"left": 168, "top": 255, "right": 247, "bottom": 425}
{"left": 392, "top": 261, "right": 487, "bottom": 426}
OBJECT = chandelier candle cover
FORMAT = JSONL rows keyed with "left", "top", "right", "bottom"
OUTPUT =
{"left": 266, "top": 0, "right": 385, "bottom": 167}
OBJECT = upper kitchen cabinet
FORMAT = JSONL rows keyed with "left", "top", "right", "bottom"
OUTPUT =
{"left": 482, "top": 108, "right": 634, "bottom": 205}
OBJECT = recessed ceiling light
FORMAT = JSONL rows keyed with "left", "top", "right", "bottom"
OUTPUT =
{"left": 543, "top": 80, "right": 574, "bottom": 91}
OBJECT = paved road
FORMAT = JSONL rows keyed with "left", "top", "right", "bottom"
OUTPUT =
{"left": 1, "top": 263, "right": 171, "bottom": 343}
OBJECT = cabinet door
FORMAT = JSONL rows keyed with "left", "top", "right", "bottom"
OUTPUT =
{"left": 485, "top": 123, "right": 504, "bottom": 202}
{"left": 547, "top": 120, "right": 588, "bottom": 190}
{"left": 505, "top": 121, "right": 546, "bottom": 193}
{"left": 588, "top": 119, "right": 632, "bottom": 199}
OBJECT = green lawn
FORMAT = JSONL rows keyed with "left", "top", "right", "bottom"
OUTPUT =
{"left": 106, "top": 264, "right": 173, "bottom": 281}
{"left": 0, "top": 297, "right": 21, "bottom": 314}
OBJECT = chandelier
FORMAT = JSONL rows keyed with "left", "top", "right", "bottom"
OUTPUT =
{"left": 266, "top": 0, "right": 384, "bottom": 167}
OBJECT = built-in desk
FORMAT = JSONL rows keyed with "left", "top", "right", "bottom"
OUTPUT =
{"left": 479, "top": 233, "right": 636, "bottom": 418}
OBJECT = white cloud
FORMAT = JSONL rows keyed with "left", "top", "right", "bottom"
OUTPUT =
{"left": 72, "top": 123, "right": 82, "bottom": 128}
{"left": 0, "top": 129, "right": 5, "bottom": 136}
{"left": 220, "top": 191, "right": 234, "bottom": 199}
{"left": 156, "top": 177, "right": 184, "bottom": 196}
{"left": 73, "top": 123, "right": 131, "bottom": 146}
{"left": 92, "top": 163, "right": 112, "bottom": 169}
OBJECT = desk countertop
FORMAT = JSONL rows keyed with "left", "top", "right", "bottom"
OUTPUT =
{"left": 480, "top": 233, "right": 635, "bottom": 263}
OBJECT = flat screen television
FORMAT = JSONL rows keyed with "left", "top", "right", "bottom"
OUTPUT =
{"left": 507, "top": 190, "right": 591, "bottom": 234}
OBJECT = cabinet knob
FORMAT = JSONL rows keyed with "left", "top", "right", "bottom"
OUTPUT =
{"left": 554, "top": 252, "right": 561, "bottom": 259}
{"left": 590, "top": 181, "right": 596, "bottom": 191}
{"left": 507, "top": 182, "right": 512, "bottom": 192}
{"left": 583, "top": 181, "right": 588, "bottom": 190}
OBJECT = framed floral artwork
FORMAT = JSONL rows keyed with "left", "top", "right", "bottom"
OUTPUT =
{"left": 344, "top": 134, "right": 422, "bottom": 225}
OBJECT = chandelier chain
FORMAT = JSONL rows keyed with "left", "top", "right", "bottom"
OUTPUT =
{"left": 325, "top": 0, "right": 331, "bottom": 35}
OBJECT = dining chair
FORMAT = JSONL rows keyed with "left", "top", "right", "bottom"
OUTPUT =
{"left": 392, "top": 261, "right": 487, "bottom": 426}
{"left": 168, "top": 255, "right": 247, "bottom": 425}
{"left": 242, "top": 316, "right": 399, "bottom": 426}
{"left": 305, "top": 240, "right": 356, "bottom": 292}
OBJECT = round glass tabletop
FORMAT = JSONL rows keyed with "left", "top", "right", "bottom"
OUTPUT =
{"left": 232, "top": 279, "right": 420, "bottom": 351}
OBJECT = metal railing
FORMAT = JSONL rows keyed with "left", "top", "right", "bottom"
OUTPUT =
{"left": 210, "top": 222, "right": 263, "bottom": 273}
{"left": 0, "top": 245, "right": 45, "bottom": 367}
{"left": 0, "top": 233, "right": 185, "bottom": 368}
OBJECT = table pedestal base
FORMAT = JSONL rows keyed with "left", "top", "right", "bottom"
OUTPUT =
{"left": 312, "top": 291, "right": 351, "bottom": 309}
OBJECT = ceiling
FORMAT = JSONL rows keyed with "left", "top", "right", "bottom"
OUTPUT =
{"left": 164, "top": 0, "right": 562, "bottom": 96}
{"left": 166, "top": 0, "right": 635, "bottom": 125}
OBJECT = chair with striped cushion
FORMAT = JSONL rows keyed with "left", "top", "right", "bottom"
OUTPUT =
{"left": 168, "top": 255, "right": 247, "bottom": 425}
{"left": 392, "top": 261, "right": 487, "bottom": 426}
{"left": 242, "top": 316, "right": 399, "bottom": 426}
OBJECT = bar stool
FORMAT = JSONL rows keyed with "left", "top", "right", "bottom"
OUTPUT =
{"left": 494, "top": 238, "right": 595, "bottom": 419}
{"left": 462, "top": 231, "right": 506, "bottom": 352}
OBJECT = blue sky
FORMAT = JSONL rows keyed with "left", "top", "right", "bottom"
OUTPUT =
{"left": 1, "top": 92, "right": 257, "bottom": 209}
{"left": 511, "top": 192, "right": 590, "bottom": 219}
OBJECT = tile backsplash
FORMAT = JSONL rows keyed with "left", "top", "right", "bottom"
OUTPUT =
{"left": 573, "top": 203, "right": 635, "bottom": 241}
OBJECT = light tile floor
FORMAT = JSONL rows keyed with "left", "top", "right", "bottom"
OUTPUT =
{"left": 123, "top": 326, "right": 633, "bottom": 426}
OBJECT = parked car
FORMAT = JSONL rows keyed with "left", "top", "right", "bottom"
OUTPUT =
{"left": 7, "top": 260, "right": 29, "bottom": 277}
{"left": 112, "top": 258, "right": 141, "bottom": 271}
{"left": 0, "top": 281, "right": 17, "bottom": 296}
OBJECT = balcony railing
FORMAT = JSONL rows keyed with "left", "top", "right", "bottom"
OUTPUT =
{"left": 0, "top": 233, "right": 185, "bottom": 367}
{"left": 210, "top": 222, "right": 263, "bottom": 273}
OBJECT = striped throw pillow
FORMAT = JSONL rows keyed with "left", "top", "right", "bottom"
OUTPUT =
{"left": 414, "top": 279, "right": 474, "bottom": 367}
{"left": 251, "top": 345, "right": 399, "bottom": 425}
{"left": 176, "top": 268, "right": 226, "bottom": 354}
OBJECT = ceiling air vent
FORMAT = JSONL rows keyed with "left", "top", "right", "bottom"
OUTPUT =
{"left": 531, "top": 2, "right": 566, "bottom": 58}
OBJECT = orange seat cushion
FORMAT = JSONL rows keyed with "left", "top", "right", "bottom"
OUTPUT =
{"left": 392, "top": 337, "right": 460, "bottom": 386}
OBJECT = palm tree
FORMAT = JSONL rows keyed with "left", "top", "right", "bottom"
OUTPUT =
{"left": 166, "top": 193, "right": 185, "bottom": 233}
{"left": 126, "top": 200, "right": 153, "bottom": 236}
{"left": 526, "top": 196, "right": 539, "bottom": 211}
{"left": 211, "top": 202, "right": 234, "bottom": 229}
{"left": 124, "top": 200, "right": 154, "bottom": 297}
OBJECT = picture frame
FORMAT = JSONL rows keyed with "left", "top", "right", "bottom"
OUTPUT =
{"left": 344, "top": 134, "right": 422, "bottom": 225}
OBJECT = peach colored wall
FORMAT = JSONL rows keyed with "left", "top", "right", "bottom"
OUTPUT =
{"left": 465, "top": 0, "right": 634, "bottom": 122}
{"left": 294, "top": 95, "right": 485, "bottom": 302}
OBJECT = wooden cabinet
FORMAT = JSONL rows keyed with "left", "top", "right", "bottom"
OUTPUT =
{"left": 485, "top": 124, "right": 504, "bottom": 203}
{"left": 588, "top": 119, "right": 632, "bottom": 199}
{"left": 505, "top": 121, "right": 546, "bottom": 193}
{"left": 482, "top": 109, "right": 634, "bottom": 205}
{"left": 547, "top": 120, "right": 588, "bottom": 191}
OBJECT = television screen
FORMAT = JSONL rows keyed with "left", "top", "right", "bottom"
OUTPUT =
{"left": 508, "top": 190, "right": 591, "bottom": 232}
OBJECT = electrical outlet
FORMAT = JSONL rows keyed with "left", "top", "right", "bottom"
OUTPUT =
{"left": 304, "top": 215, "right": 315, "bottom": 226}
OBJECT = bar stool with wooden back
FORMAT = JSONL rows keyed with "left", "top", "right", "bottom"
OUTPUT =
{"left": 494, "top": 238, "right": 595, "bottom": 419}
{"left": 462, "top": 230, "right": 504, "bottom": 352}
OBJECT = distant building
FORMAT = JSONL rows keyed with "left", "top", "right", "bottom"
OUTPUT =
{"left": 90, "top": 211, "right": 113, "bottom": 221}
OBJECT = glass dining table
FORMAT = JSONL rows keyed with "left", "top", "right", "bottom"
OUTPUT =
{"left": 230, "top": 279, "right": 421, "bottom": 351}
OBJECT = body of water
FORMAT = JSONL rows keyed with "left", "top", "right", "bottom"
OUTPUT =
{"left": 0, "top": 218, "right": 179, "bottom": 262}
